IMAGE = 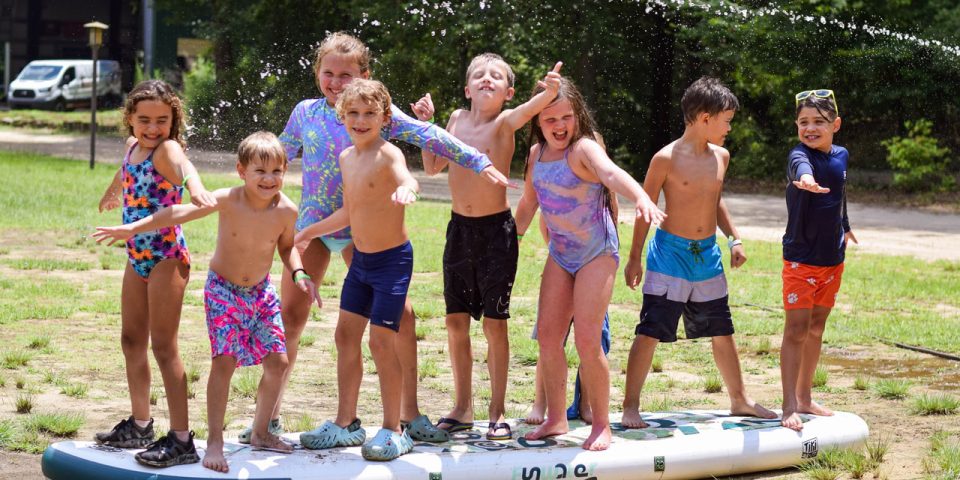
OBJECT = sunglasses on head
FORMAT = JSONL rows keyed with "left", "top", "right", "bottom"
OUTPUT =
{"left": 795, "top": 89, "right": 839, "bottom": 116}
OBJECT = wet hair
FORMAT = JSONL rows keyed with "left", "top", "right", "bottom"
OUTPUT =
{"left": 465, "top": 53, "right": 515, "bottom": 87}
{"left": 122, "top": 80, "right": 186, "bottom": 147}
{"left": 526, "top": 77, "right": 615, "bottom": 241}
{"left": 796, "top": 95, "right": 838, "bottom": 122}
{"left": 681, "top": 76, "right": 739, "bottom": 124}
{"left": 237, "top": 131, "right": 287, "bottom": 168}
{"left": 334, "top": 79, "right": 392, "bottom": 123}
{"left": 313, "top": 32, "right": 372, "bottom": 92}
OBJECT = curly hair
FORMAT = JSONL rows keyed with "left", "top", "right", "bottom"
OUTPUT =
{"left": 121, "top": 80, "right": 187, "bottom": 147}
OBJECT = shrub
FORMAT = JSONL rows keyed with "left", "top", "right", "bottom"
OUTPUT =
{"left": 883, "top": 119, "right": 954, "bottom": 193}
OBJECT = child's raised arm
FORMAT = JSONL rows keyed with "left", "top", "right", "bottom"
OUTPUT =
{"left": 153, "top": 140, "right": 217, "bottom": 208}
{"left": 412, "top": 93, "right": 454, "bottom": 176}
{"left": 502, "top": 62, "right": 562, "bottom": 132}
{"left": 92, "top": 188, "right": 227, "bottom": 245}
{"left": 293, "top": 207, "right": 349, "bottom": 250}
{"left": 580, "top": 140, "right": 665, "bottom": 225}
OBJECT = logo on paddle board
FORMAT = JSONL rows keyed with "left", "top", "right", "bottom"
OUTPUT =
{"left": 802, "top": 438, "right": 819, "bottom": 458}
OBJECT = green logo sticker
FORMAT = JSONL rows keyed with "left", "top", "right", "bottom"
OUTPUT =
{"left": 429, "top": 473, "right": 442, "bottom": 480}
{"left": 654, "top": 455, "right": 665, "bottom": 472}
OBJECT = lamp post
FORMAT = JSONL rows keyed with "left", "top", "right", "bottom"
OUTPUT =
{"left": 84, "top": 21, "right": 108, "bottom": 170}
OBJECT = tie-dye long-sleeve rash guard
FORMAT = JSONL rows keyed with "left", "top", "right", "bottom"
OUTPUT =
{"left": 279, "top": 98, "right": 493, "bottom": 238}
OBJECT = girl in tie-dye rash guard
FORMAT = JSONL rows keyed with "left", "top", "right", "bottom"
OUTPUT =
{"left": 514, "top": 78, "right": 664, "bottom": 451}
{"left": 248, "top": 32, "right": 503, "bottom": 447}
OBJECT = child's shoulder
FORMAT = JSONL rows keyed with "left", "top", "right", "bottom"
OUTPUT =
{"left": 379, "top": 140, "right": 404, "bottom": 157}
{"left": 708, "top": 143, "right": 731, "bottom": 162}
{"left": 274, "top": 191, "right": 299, "bottom": 215}
{"left": 151, "top": 139, "right": 186, "bottom": 165}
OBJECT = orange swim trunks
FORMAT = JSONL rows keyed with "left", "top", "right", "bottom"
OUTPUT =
{"left": 782, "top": 260, "right": 845, "bottom": 310}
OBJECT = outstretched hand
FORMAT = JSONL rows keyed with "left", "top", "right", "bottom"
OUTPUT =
{"left": 730, "top": 244, "right": 747, "bottom": 268}
{"left": 793, "top": 174, "right": 830, "bottom": 194}
{"left": 410, "top": 93, "right": 435, "bottom": 122}
{"left": 845, "top": 230, "right": 859, "bottom": 245}
{"left": 296, "top": 276, "right": 322, "bottom": 309}
{"left": 479, "top": 165, "right": 518, "bottom": 189}
{"left": 92, "top": 225, "right": 134, "bottom": 246}
{"left": 635, "top": 198, "right": 667, "bottom": 225}
{"left": 392, "top": 185, "right": 419, "bottom": 205}
{"left": 189, "top": 187, "right": 217, "bottom": 208}
{"left": 536, "top": 62, "right": 563, "bottom": 95}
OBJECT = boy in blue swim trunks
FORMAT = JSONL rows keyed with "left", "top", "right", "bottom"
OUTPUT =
{"left": 621, "top": 77, "right": 777, "bottom": 429}
{"left": 293, "top": 79, "right": 421, "bottom": 461}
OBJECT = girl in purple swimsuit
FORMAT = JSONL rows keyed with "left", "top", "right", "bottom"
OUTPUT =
{"left": 515, "top": 77, "right": 665, "bottom": 451}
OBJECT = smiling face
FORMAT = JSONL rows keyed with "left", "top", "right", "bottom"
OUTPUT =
{"left": 238, "top": 155, "right": 286, "bottom": 201}
{"left": 464, "top": 60, "right": 514, "bottom": 108}
{"left": 316, "top": 53, "right": 369, "bottom": 104}
{"left": 796, "top": 106, "right": 841, "bottom": 153}
{"left": 340, "top": 98, "right": 389, "bottom": 146}
{"left": 703, "top": 109, "right": 735, "bottom": 146}
{"left": 537, "top": 98, "right": 577, "bottom": 151}
{"left": 127, "top": 99, "right": 173, "bottom": 149}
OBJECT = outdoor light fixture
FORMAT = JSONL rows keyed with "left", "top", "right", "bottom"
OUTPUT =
{"left": 84, "top": 21, "right": 109, "bottom": 170}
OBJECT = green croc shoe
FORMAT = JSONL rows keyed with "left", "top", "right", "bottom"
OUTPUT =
{"left": 361, "top": 428, "right": 413, "bottom": 461}
{"left": 401, "top": 414, "right": 449, "bottom": 443}
{"left": 237, "top": 417, "right": 283, "bottom": 445}
{"left": 300, "top": 419, "right": 365, "bottom": 450}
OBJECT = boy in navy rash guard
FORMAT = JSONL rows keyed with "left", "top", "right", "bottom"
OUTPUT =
{"left": 780, "top": 90, "right": 858, "bottom": 431}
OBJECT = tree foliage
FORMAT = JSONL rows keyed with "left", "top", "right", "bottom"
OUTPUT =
{"left": 157, "top": 0, "right": 959, "bottom": 184}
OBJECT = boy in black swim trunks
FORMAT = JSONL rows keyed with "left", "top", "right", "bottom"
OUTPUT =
{"left": 411, "top": 55, "right": 562, "bottom": 440}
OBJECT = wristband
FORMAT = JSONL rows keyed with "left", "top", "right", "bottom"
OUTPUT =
{"left": 727, "top": 237, "right": 742, "bottom": 250}
{"left": 401, "top": 185, "right": 420, "bottom": 200}
{"left": 517, "top": 233, "right": 524, "bottom": 242}
{"left": 181, "top": 173, "right": 195, "bottom": 187}
{"left": 291, "top": 268, "right": 309, "bottom": 283}
{"left": 425, "top": 116, "right": 435, "bottom": 124}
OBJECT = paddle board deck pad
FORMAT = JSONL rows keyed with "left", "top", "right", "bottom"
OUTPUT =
{"left": 42, "top": 410, "right": 868, "bottom": 479}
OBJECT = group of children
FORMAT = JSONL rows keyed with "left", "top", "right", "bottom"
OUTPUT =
{"left": 91, "top": 31, "right": 854, "bottom": 470}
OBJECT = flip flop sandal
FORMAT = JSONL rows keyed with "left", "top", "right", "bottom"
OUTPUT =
{"left": 401, "top": 414, "right": 449, "bottom": 443}
{"left": 486, "top": 422, "right": 512, "bottom": 441}
{"left": 238, "top": 418, "right": 283, "bottom": 445}
{"left": 299, "top": 419, "right": 366, "bottom": 450}
{"left": 361, "top": 428, "right": 414, "bottom": 461}
{"left": 435, "top": 417, "right": 474, "bottom": 433}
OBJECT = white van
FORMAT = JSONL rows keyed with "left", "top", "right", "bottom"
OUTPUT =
{"left": 8, "top": 59, "right": 121, "bottom": 110}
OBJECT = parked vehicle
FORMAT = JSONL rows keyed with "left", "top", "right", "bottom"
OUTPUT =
{"left": 8, "top": 59, "right": 121, "bottom": 110}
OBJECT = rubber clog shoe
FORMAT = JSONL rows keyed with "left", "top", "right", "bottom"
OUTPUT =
{"left": 361, "top": 428, "right": 413, "bottom": 461}
{"left": 300, "top": 419, "right": 366, "bottom": 450}
{"left": 402, "top": 414, "right": 449, "bottom": 443}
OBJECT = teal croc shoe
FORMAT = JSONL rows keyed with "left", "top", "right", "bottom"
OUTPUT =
{"left": 300, "top": 419, "right": 365, "bottom": 450}
{"left": 238, "top": 417, "right": 283, "bottom": 445}
{"left": 401, "top": 415, "right": 449, "bottom": 443}
{"left": 361, "top": 428, "right": 413, "bottom": 461}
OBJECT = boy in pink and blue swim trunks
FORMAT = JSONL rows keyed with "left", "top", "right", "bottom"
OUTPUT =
{"left": 95, "top": 131, "right": 318, "bottom": 473}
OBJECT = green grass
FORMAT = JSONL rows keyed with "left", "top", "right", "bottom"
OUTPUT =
{"left": 2, "top": 258, "right": 92, "bottom": 271}
{"left": 2, "top": 350, "right": 32, "bottom": 369}
{"left": 14, "top": 394, "right": 33, "bottom": 414}
{"left": 812, "top": 366, "right": 829, "bottom": 389}
{"left": 24, "top": 412, "right": 84, "bottom": 437}
{"left": 703, "top": 373, "right": 723, "bottom": 394}
{"left": 924, "top": 431, "right": 960, "bottom": 478}
{"left": 873, "top": 378, "right": 911, "bottom": 400}
{"left": 25, "top": 335, "right": 51, "bottom": 350}
{"left": 60, "top": 383, "right": 89, "bottom": 399}
{"left": 852, "top": 376, "right": 869, "bottom": 391}
{"left": 911, "top": 393, "right": 960, "bottom": 416}
{"left": 0, "top": 109, "right": 123, "bottom": 133}
{"left": 231, "top": 368, "right": 260, "bottom": 399}
{"left": 299, "top": 334, "right": 316, "bottom": 347}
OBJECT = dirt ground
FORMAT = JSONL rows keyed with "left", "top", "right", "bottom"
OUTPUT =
{"left": 1, "top": 130, "right": 958, "bottom": 479}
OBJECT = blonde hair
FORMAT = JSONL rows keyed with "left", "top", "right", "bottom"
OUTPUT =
{"left": 335, "top": 79, "right": 392, "bottom": 122}
{"left": 237, "top": 131, "right": 287, "bottom": 168}
{"left": 122, "top": 80, "right": 187, "bottom": 147}
{"left": 465, "top": 53, "right": 515, "bottom": 87}
{"left": 313, "top": 32, "right": 371, "bottom": 92}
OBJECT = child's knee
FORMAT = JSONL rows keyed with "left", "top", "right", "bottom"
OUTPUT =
{"left": 367, "top": 328, "right": 396, "bottom": 353}
{"left": 120, "top": 332, "right": 147, "bottom": 354}
{"left": 150, "top": 340, "right": 179, "bottom": 363}
{"left": 482, "top": 319, "right": 508, "bottom": 338}
{"left": 262, "top": 354, "right": 289, "bottom": 374}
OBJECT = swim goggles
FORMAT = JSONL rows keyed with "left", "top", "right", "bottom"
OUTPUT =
{"left": 795, "top": 89, "right": 838, "bottom": 116}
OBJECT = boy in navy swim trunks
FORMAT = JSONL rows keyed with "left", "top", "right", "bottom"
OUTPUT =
{"left": 95, "top": 131, "right": 318, "bottom": 472}
{"left": 621, "top": 77, "right": 777, "bottom": 429}
{"left": 412, "top": 54, "right": 562, "bottom": 440}
{"left": 294, "top": 79, "right": 421, "bottom": 461}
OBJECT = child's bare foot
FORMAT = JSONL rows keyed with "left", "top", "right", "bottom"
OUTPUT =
{"left": 202, "top": 441, "right": 229, "bottom": 473}
{"left": 620, "top": 408, "right": 648, "bottom": 429}
{"left": 251, "top": 432, "right": 294, "bottom": 453}
{"left": 582, "top": 424, "right": 612, "bottom": 451}
{"left": 524, "top": 420, "right": 568, "bottom": 440}
{"left": 730, "top": 398, "right": 778, "bottom": 419}
{"left": 780, "top": 408, "right": 804, "bottom": 432}
{"left": 524, "top": 404, "right": 545, "bottom": 425}
{"left": 798, "top": 400, "right": 833, "bottom": 416}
